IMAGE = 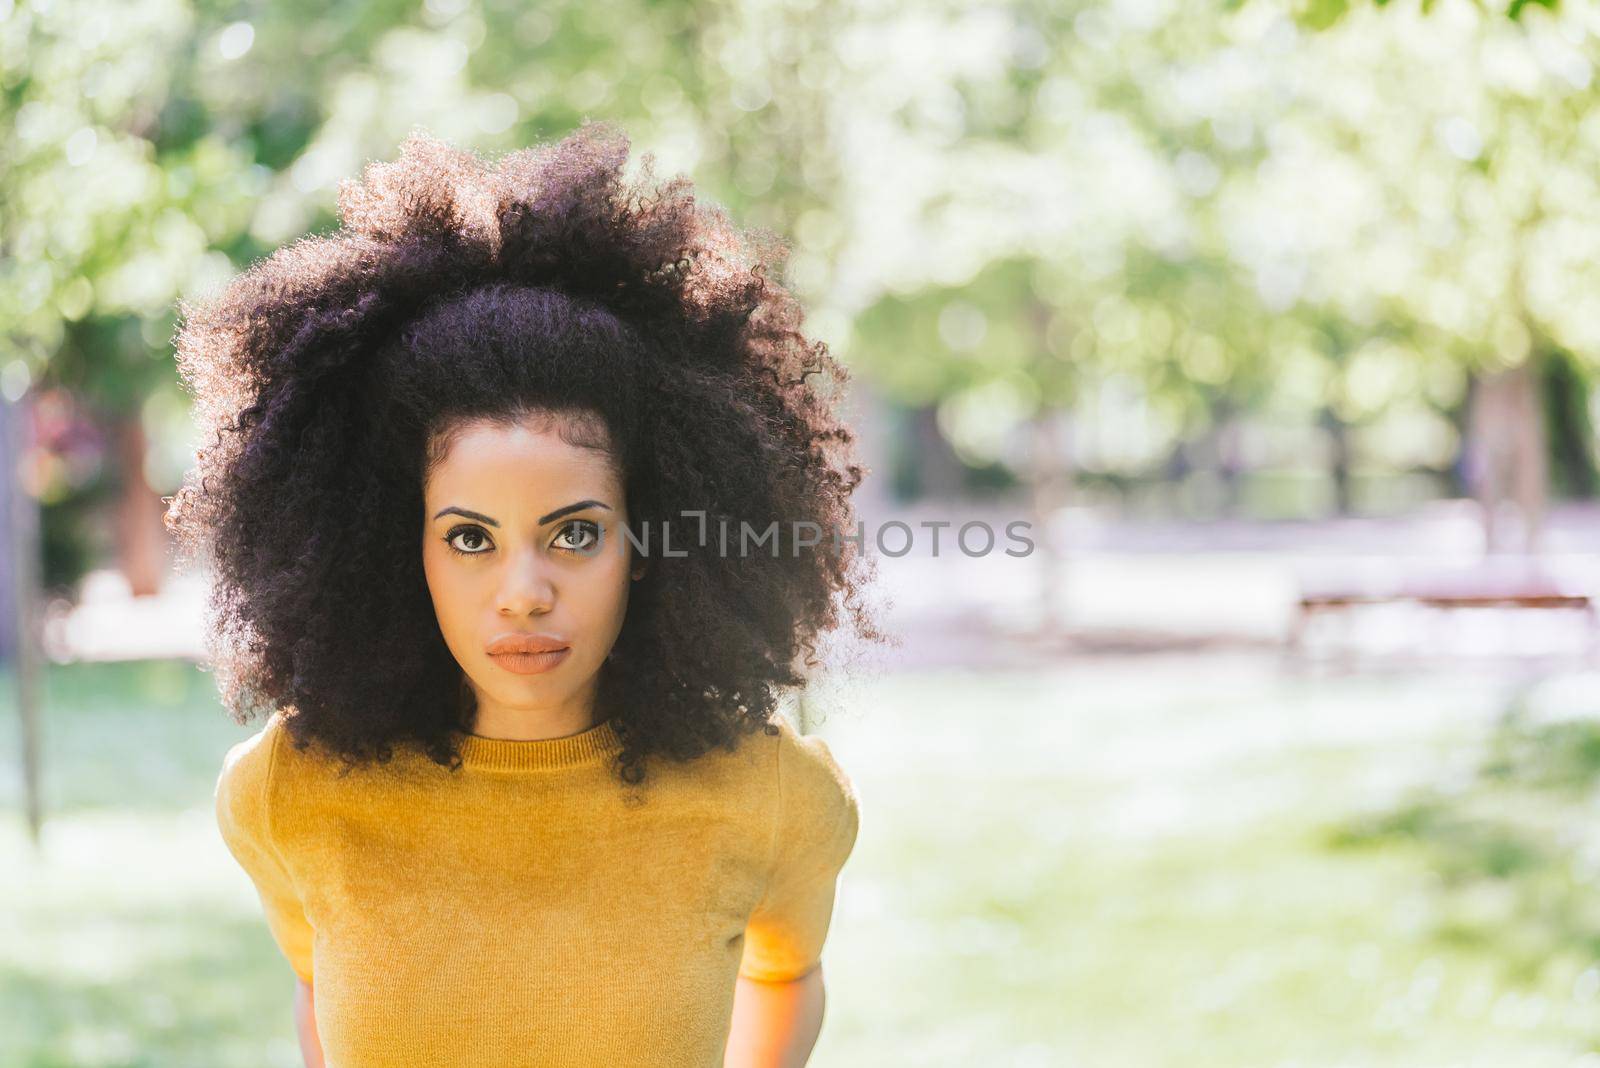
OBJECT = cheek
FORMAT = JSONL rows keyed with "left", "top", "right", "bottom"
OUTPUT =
{"left": 597, "top": 552, "right": 635, "bottom": 629}
{"left": 421, "top": 546, "right": 446, "bottom": 609}
{"left": 422, "top": 548, "right": 472, "bottom": 635}
{"left": 565, "top": 555, "right": 630, "bottom": 633}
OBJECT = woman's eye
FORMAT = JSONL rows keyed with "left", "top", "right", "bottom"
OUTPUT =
{"left": 556, "top": 519, "right": 601, "bottom": 553}
{"left": 446, "top": 527, "right": 492, "bottom": 555}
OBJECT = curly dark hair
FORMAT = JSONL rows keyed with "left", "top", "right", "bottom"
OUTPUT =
{"left": 165, "top": 121, "right": 892, "bottom": 788}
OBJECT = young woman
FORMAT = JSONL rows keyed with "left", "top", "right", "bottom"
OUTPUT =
{"left": 166, "top": 121, "right": 888, "bottom": 1067}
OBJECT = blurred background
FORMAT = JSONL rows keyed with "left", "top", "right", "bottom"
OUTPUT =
{"left": 7, "top": 0, "right": 1600, "bottom": 1063}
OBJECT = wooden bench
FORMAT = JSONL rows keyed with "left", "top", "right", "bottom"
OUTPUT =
{"left": 1288, "top": 560, "right": 1599, "bottom": 658}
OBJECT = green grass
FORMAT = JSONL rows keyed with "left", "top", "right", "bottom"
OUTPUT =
{"left": 0, "top": 659, "right": 303, "bottom": 1067}
{"left": 4, "top": 657, "right": 1600, "bottom": 1066}
{"left": 812, "top": 662, "right": 1600, "bottom": 1067}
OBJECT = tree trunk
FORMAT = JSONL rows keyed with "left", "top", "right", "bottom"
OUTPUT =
{"left": 1318, "top": 406, "right": 1353, "bottom": 515}
{"left": 907, "top": 403, "right": 967, "bottom": 500}
{"left": 1541, "top": 346, "right": 1599, "bottom": 499}
{"left": 1214, "top": 396, "right": 1244, "bottom": 517}
{"left": 841, "top": 378, "right": 895, "bottom": 530}
{"left": 2, "top": 392, "right": 45, "bottom": 846}
{"left": 1029, "top": 409, "right": 1072, "bottom": 632}
{"left": 1465, "top": 358, "right": 1547, "bottom": 554}
{"left": 111, "top": 413, "right": 167, "bottom": 596}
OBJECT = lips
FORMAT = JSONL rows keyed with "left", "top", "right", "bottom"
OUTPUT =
{"left": 485, "top": 632, "right": 571, "bottom": 677}
{"left": 486, "top": 633, "right": 569, "bottom": 655}
{"left": 489, "top": 648, "right": 571, "bottom": 676}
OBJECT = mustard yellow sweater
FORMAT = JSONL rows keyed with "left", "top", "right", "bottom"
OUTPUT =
{"left": 214, "top": 709, "right": 860, "bottom": 1067}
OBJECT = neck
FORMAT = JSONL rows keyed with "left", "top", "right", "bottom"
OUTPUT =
{"left": 466, "top": 676, "right": 603, "bottom": 742}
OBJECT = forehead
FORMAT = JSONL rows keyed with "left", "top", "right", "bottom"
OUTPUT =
{"left": 424, "top": 415, "right": 622, "bottom": 504}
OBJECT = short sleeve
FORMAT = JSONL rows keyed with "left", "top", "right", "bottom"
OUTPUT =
{"left": 214, "top": 716, "right": 316, "bottom": 985}
{"left": 738, "top": 720, "right": 861, "bottom": 983}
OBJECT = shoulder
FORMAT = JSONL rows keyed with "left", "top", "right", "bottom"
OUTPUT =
{"left": 767, "top": 713, "right": 860, "bottom": 861}
{"left": 216, "top": 712, "right": 287, "bottom": 804}
{"left": 214, "top": 712, "right": 293, "bottom": 848}
{"left": 215, "top": 711, "right": 333, "bottom": 814}
{"left": 663, "top": 712, "right": 858, "bottom": 836}
{"left": 215, "top": 711, "right": 352, "bottom": 847}
{"left": 771, "top": 715, "right": 855, "bottom": 816}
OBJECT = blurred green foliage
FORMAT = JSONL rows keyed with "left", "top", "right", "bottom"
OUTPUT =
{"left": 6, "top": 0, "right": 1600, "bottom": 585}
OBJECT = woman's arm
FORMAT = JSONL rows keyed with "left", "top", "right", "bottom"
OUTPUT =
{"left": 293, "top": 976, "right": 327, "bottom": 1068}
{"left": 722, "top": 963, "right": 827, "bottom": 1068}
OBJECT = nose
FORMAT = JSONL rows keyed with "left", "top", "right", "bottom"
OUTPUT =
{"left": 495, "top": 545, "right": 556, "bottom": 616}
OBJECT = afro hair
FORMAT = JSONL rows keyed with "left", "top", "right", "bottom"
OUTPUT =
{"left": 164, "top": 121, "right": 890, "bottom": 788}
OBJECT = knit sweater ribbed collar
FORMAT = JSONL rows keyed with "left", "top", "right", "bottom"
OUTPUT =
{"left": 453, "top": 716, "right": 623, "bottom": 772}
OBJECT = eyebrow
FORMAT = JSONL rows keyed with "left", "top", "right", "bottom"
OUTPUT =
{"left": 432, "top": 500, "right": 613, "bottom": 527}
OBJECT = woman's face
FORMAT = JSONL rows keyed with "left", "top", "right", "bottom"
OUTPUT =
{"left": 421, "top": 412, "right": 643, "bottom": 732}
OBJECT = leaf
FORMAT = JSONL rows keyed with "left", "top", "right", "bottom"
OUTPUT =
{"left": 1507, "top": 0, "right": 1557, "bottom": 18}
{"left": 1299, "top": 0, "right": 1352, "bottom": 31}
